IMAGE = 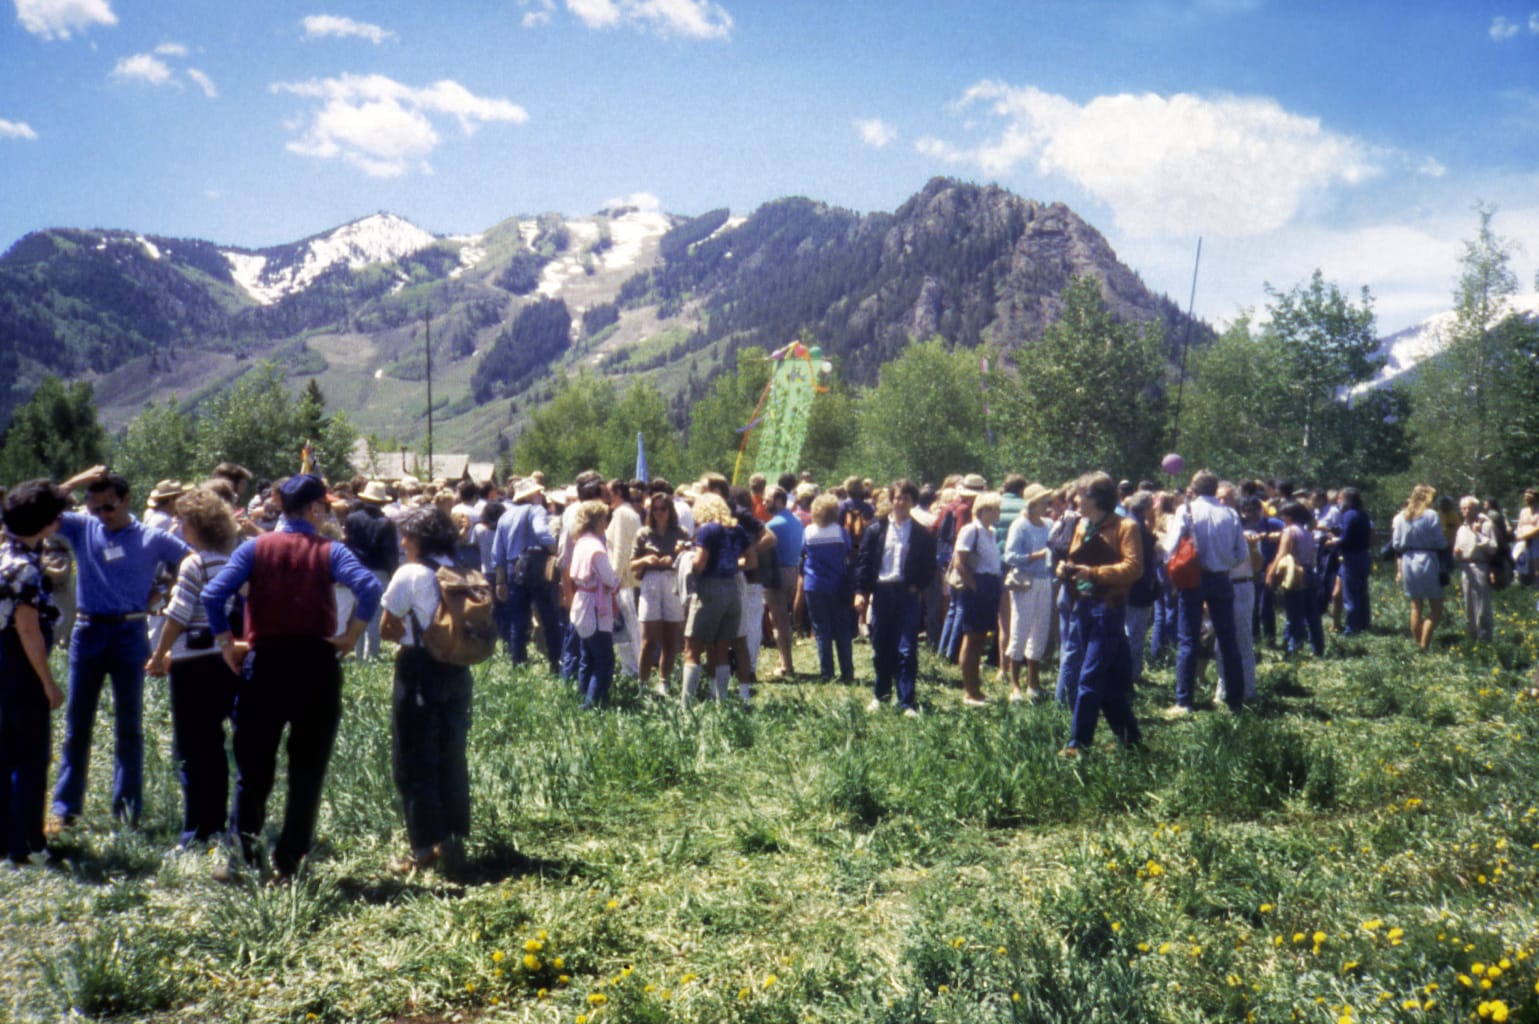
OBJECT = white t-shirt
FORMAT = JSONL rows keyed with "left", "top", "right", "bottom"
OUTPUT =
{"left": 382, "top": 555, "right": 453, "bottom": 646}
{"left": 957, "top": 521, "right": 1002, "bottom": 576}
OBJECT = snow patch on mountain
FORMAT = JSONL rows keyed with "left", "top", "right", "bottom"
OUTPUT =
{"left": 601, "top": 209, "right": 671, "bottom": 273}
{"left": 449, "top": 234, "right": 485, "bottom": 279}
{"left": 1358, "top": 291, "right": 1539, "bottom": 392}
{"left": 137, "top": 236, "right": 162, "bottom": 260}
{"left": 222, "top": 213, "right": 437, "bottom": 305}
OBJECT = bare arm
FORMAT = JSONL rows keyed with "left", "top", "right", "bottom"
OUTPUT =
{"left": 14, "top": 604, "right": 63, "bottom": 709}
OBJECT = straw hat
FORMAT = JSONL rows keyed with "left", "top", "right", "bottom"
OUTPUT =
{"left": 956, "top": 473, "right": 989, "bottom": 498}
{"left": 1020, "top": 482, "right": 1052, "bottom": 510}
{"left": 513, "top": 478, "right": 544, "bottom": 503}
{"left": 357, "top": 480, "right": 391, "bottom": 504}
{"left": 149, "top": 479, "right": 186, "bottom": 503}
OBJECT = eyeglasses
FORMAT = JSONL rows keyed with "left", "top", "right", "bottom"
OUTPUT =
{"left": 88, "top": 502, "right": 120, "bottom": 515}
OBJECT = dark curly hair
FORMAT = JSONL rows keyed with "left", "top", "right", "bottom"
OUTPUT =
{"left": 398, "top": 506, "right": 458, "bottom": 560}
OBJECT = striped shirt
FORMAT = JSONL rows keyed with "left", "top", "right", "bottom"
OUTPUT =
{"left": 164, "top": 549, "right": 231, "bottom": 662}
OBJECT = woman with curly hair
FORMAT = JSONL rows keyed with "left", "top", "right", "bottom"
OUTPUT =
{"left": 569, "top": 500, "right": 621, "bottom": 710}
{"left": 146, "top": 486, "right": 243, "bottom": 849}
{"left": 380, "top": 506, "right": 472, "bottom": 873}
{"left": 1391, "top": 483, "right": 1447, "bottom": 650}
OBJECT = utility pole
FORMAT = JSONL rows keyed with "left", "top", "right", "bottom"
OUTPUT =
{"left": 425, "top": 307, "right": 434, "bottom": 475}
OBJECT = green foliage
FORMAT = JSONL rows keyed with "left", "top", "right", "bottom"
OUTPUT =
{"left": 191, "top": 363, "right": 357, "bottom": 482}
{"left": 856, "top": 338, "right": 986, "bottom": 485}
{"left": 471, "top": 298, "right": 572, "bottom": 403}
{"left": 1260, "top": 269, "right": 1383, "bottom": 479}
{"left": 0, "top": 376, "right": 108, "bottom": 487}
{"left": 112, "top": 399, "right": 199, "bottom": 498}
{"left": 683, "top": 346, "right": 773, "bottom": 479}
{"left": 515, "top": 373, "right": 679, "bottom": 482}
{"left": 582, "top": 302, "right": 620, "bottom": 337}
{"left": 993, "top": 277, "right": 1168, "bottom": 482}
{"left": 1403, "top": 206, "right": 1537, "bottom": 499}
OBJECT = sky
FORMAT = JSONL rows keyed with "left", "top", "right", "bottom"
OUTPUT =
{"left": 2, "top": 0, "right": 1538, "bottom": 335}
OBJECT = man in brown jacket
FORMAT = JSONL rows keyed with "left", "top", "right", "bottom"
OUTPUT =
{"left": 1056, "top": 471, "right": 1143, "bottom": 756}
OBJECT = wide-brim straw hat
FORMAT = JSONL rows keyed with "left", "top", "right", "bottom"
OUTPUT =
{"left": 1020, "top": 482, "right": 1052, "bottom": 509}
{"left": 513, "top": 479, "right": 544, "bottom": 503}
{"left": 357, "top": 480, "right": 390, "bottom": 504}
{"left": 956, "top": 473, "right": 989, "bottom": 498}
{"left": 149, "top": 479, "right": 186, "bottom": 503}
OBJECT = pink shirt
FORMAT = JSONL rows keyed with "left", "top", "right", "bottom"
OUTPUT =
{"left": 569, "top": 532, "right": 619, "bottom": 637}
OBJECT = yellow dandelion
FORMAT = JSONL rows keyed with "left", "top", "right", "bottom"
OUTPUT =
{"left": 738, "top": 987, "right": 752, "bottom": 1001}
{"left": 1313, "top": 931, "right": 1327, "bottom": 945}
{"left": 1259, "top": 903, "right": 1274, "bottom": 914}
{"left": 464, "top": 982, "right": 476, "bottom": 994}
{"left": 523, "top": 954, "right": 541, "bottom": 970}
{"left": 524, "top": 939, "right": 544, "bottom": 953}
{"left": 1011, "top": 992, "right": 1020, "bottom": 1003}
{"left": 764, "top": 974, "right": 777, "bottom": 988}
{"left": 1158, "top": 943, "right": 1172, "bottom": 955}
{"left": 587, "top": 993, "right": 607, "bottom": 1006}
{"left": 491, "top": 949, "right": 505, "bottom": 963}
{"left": 536, "top": 988, "right": 548, "bottom": 999}
{"left": 553, "top": 957, "right": 564, "bottom": 969}
{"left": 606, "top": 899, "right": 619, "bottom": 910}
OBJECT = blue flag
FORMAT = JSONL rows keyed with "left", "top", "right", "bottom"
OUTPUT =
{"left": 635, "top": 431, "right": 648, "bottom": 482}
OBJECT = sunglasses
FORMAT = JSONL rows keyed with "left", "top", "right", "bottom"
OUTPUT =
{"left": 88, "top": 502, "right": 120, "bottom": 515}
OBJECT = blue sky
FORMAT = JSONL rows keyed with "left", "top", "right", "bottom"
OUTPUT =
{"left": 2, "top": 0, "right": 1537, "bottom": 333}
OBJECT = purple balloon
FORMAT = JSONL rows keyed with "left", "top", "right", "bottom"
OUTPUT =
{"left": 1161, "top": 453, "right": 1185, "bottom": 475}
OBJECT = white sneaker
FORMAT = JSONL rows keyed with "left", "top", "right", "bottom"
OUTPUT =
{"left": 1163, "top": 704, "right": 1193, "bottom": 719}
{"left": 902, "top": 707, "right": 921, "bottom": 718}
{"left": 865, "top": 697, "right": 884, "bottom": 713}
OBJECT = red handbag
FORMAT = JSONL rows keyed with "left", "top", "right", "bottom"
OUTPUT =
{"left": 1168, "top": 507, "right": 1202, "bottom": 590}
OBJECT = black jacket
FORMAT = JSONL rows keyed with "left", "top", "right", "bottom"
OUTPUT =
{"left": 344, "top": 504, "right": 400, "bottom": 574}
{"left": 855, "top": 516, "right": 937, "bottom": 595}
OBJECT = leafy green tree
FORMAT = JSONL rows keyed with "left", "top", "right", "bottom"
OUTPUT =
{"left": 1405, "top": 205, "right": 1529, "bottom": 498}
{"left": 604, "top": 380, "right": 681, "bottom": 483}
{"left": 0, "top": 376, "right": 108, "bottom": 486}
{"left": 113, "top": 399, "right": 198, "bottom": 498}
{"left": 856, "top": 338, "right": 985, "bottom": 485}
{"left": 1176, "top": 316, "right": 1293, "bottom": 479}
{"left": 1261, "top": 269, "right": 1381, "bottom": 479}
{"left": 514, "top": 372, "right": 614, "bottom": 482}
{"left": 193, "top": 363, "right": 356, "bottom": 483}
{"left": 993, "top": 277, "right": 1167, "bottom": 482}
{"left": 800, "top": 371, "right": 859, "bottom": 482}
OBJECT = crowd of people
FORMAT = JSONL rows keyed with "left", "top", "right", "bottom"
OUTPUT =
{"left": 0, "top": 458, "right": 1534, "bottom": 879}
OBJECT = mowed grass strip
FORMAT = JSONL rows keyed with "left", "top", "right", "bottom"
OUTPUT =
{"left": 4, "top": 573, "right": 1539, "bottom": 1023}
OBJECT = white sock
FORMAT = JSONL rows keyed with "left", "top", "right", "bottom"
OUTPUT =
{"left": 712, "top": 666, "right": 731, "bottom": 701}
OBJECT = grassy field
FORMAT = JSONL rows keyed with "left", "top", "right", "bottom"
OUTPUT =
{"left": 4, "top": 574, "right": 1539, "bottom": 1024}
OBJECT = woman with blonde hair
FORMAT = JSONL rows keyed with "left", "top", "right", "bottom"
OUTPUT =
{"left": 953, "top": 491, "right": 1004, "bottom": 705}
{"left": 1391, "top": 483, "right": 1447, "bottom": 649}
{"left": 682, "top": 492, "right": 754, "bottom": 705}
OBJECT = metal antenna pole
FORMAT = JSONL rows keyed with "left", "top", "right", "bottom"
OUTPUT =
{"left": 1169, "top": 237, "right": 1203, "bottom": 453}
{"left": 425, "top": 308, "right": 433, "bottom": 474}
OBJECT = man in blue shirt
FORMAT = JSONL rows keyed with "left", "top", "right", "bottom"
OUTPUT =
{"left": 51, "top": 467, "right": 190, "bottom": 829}
{"left": 491, "top": 481, "right": 560, "bottom": 670}
{"left": 764, "top": 487, "right": 804, "bottom": 677}
{"left": 1160, "top": 470, "right": 1249, "bottom": 715}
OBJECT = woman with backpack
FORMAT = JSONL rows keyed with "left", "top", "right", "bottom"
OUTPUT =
{"left": 380, "top": 506, "right": 473, "bottom": 874}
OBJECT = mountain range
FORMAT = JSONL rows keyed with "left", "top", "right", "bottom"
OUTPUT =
{"left": 0, "top": 178, "right": 1210, "bottom": 457}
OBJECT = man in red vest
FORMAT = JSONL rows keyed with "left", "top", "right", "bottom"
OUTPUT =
{"left": 203, "top": 474, "right": 381, "bottom": 881}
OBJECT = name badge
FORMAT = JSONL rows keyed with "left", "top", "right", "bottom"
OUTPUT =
{"left": 103, "top": 545, "right": 125, "bottom": 562}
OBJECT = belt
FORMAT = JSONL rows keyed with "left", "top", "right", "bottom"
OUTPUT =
{"left": 1232, "top": 576, "right": 1254, "bottom": 583}
{"left": 78, "top": 611, "right": 149, "bottom": 625}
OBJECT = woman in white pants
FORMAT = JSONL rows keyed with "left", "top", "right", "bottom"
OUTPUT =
{"left": 1002, "top": 485, "right": 1054, "bottom": 702}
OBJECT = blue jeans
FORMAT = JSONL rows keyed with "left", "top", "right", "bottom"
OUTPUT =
{"left": 1339, "top": 550, "right": 1371, "bottom": 635}
{"left": 1066, "top": 598, "right": 1141, "bottom": 749}
{"left": 1124, "top": 602, "right": 1154, "bottom": 681}
{"left": 507, "top": 580, "right": 562, "bottom": 671}
{"left": 806, "top": 589, "right": 854, "bottom": 682}
{"left": 1149, "top": 568, "right": 1177, "bottom": 661}
{"left": 1283, "top": 570, "right": 1325, "bottom": 656}
{"left": 1175, "top": 572, "right": 1245, "bottom": 711}
{"left": 936, "top": 585, "right": 965, "bottom": 662}
{"left": 1054, "top": 583, "right": 1083, "bottom": 706}
{"left": 870, "top": 584, "right": 921, "bottom": 710}
{"left": 579, "top": 629, "right": 615, "bottom": 709}
{"left": 53, "top": 619, "right": 149, "bottom": 822}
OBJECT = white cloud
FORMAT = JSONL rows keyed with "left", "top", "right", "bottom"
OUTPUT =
{"left": 604, "top": 191, "right": 661, "bottom": 211}
{"left": 154, "top": 41, "right": 187, "bottom": 56}
{"left": 300, "top": 14, "right": 396, "bottom": 44}
{"left": 271, "top": 73, "right": 528, "bottom": 177}
{"left": 917, "top": 82, "right": 1380, "bottom": 238}
{"left": 1418, "top": 156, "right": 1447, "bottom": 178}
{"left": 1490, "top": 15, "right": 1521, "bottom": 40}
{"left": 186, "top": 68, "right": 217, "bottom": 98}
{"left": 854, "top": 117, "right": 896, "bottom": 148}
{"left": 0, "top": 118, "right": 39, "bottom": 140}
{"left": 110, "top": 53, "right": 175, "bottom": 87}
{"left": 15, "top": 0, "right": 115, "bottom": 40}
{"left": 1531, "top": 11, "right": 1539, "bottom": 33}
{"left": 554, "top": 0, "right": 731, "bottom": 38}
{"left": 520, "top": 0, "right": 555, "bottom": 27}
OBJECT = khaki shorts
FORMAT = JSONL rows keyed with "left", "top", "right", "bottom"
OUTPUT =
{"left": 685, "top": 575, "right": 741, "bottom": 645}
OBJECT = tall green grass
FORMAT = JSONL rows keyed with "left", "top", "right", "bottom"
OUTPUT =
{"left": 4, "top": 573, "right": 1539, "bottom": 1022}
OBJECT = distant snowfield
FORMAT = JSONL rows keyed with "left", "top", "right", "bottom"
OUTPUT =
{"left": 1357, "top": 291, "right": 1539, "bottom": 393}
{"left": 449, "top": 234, "right": 485, "bottom": 279}
{"left": 136, "top": 236, "right": 161, "bottom": 260}
{"left": 222, "top": 213, "right": 437, "bottom": 305}
{"left": 536, "top": 209, "right": 671, "bottom": 298}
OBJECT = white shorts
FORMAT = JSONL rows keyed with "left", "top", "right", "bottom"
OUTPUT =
{"left": 638, "top": 570, "right": 684, "bottom": 624}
